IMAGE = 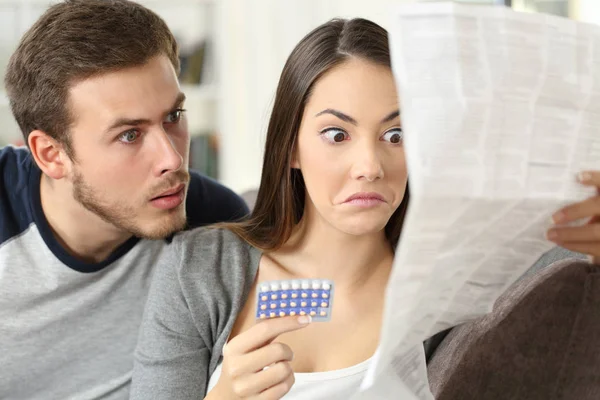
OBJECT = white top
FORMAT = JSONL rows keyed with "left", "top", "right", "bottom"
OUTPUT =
{"left": 207, "top": 358, "right": 372, "bottom": 399}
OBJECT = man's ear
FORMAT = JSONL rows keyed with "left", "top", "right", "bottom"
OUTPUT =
{"left": 28, "top": 130, "right": 70, "bottom": 180}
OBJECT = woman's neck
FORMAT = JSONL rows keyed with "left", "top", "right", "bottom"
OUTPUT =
{"left": 269, "top": 207, "right": 395, "bottom": 293}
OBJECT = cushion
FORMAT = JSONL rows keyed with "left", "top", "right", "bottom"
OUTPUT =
{"left": 428, "top": 259, "right": 600, "bottom": 400}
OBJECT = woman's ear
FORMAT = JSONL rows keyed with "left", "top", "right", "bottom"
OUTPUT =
{"left": 291, "top": 146, "right": 300, "bottom": 169}
{"left": 291, "top": 157, "right": 300, "bottom": 169}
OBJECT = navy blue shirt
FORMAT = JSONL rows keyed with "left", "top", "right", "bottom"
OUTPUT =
{"left": 0, "top": 145, "right": 249, "bottom": 273}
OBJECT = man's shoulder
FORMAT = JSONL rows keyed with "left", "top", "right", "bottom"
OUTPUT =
{"left": 184, "top": 171, "right": 249, "bottom": 229}
{"left": 0, "top": 146, "right": 36, "bottom": 247}
{"left": 0, "top": 145, "right": 31, "bottom": 179}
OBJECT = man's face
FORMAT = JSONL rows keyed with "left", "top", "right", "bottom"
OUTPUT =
{"left": 65, "top": 55, "right": 190, "bottom": 239}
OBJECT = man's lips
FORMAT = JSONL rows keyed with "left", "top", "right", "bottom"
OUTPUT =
{"left": 151, "top": 183, "right": 186, "bottom": 200}
{"left": 149, "top": 183, "right": 187, "bottom": 210}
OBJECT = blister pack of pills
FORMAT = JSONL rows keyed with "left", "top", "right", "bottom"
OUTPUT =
{"left": 255, "top": 279, "right": 334, "bottom": 321}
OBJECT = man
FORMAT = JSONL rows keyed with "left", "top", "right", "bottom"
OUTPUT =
{"left": 0, "top": 1, "right": 248, "bottom": 399}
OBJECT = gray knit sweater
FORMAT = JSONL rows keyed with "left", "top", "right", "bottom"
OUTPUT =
{"left": 131, "top": 228, "right": 260, "bottom": 399}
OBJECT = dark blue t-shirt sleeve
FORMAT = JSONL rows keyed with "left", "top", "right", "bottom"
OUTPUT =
{"left": 185, "top": 171, "right": 249, "bottom": 230}
{"left": 0, "top": 146, "right": 35, "bottom": 247}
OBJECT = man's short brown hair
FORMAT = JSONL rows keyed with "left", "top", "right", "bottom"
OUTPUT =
{"left": 4, "top": 0, "right": 180, "bottom": 153}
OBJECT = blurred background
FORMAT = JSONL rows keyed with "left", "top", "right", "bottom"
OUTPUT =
{"left": 0, "top": 0, "right": 597, "bottom": 194}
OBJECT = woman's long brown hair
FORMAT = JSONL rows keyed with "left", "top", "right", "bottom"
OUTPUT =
{"left": 219, "top": 18, "right": 409, "bottom": 251}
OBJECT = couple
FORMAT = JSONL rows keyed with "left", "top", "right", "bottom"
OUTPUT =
{"left": 1, "top": 1, "right": 597, "bottom": 399}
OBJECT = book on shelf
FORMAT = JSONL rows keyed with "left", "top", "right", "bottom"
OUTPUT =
{"left": 178, "top": 39, "right": 209, "bottom": 86}
{"left": 189, "top": 132, "right": 219, "bottom": 180}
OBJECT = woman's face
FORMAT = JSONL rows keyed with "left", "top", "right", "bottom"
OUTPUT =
{"left": 294, "top": 57, "right": 407, "bottom": 237}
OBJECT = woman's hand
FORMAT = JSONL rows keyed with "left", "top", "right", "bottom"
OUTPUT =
{"left": 207, "top": 315, "right": 311, "bottom": 400}
{"left": 547, "top": 171, "right": 600, "bottom": 264}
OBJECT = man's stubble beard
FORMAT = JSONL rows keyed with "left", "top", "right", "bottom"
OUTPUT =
{"left": 71, "top": 169, "right": 188, "bottom": 240}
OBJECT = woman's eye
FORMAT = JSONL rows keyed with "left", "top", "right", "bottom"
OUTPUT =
{"left": 165, "top": 108, "right": 186, "bottom": 124}
{"left": 118, "top": 130, "right": 140, "bottom": 144}
{"left": 321, "top": 128, "right": 349, "bottom": 144}
{"left": 381, "top": 128, "right": 403, "bottom": 144}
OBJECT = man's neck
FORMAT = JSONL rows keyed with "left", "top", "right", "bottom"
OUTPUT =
{"left": 39, "top": 174, "right": 132, "bottom": 263}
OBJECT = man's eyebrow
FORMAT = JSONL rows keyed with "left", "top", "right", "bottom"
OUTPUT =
{"left": 315, "top": 108, "right": 358, "bottom": 126}
{"left": 171, "top": 92, "right": 186, "bottom": 110}
{"left": 381, "top": 110, "right": 400, "bottom": 124}
{"left": 105, "top": 92, "right": 186, "bottom": 133}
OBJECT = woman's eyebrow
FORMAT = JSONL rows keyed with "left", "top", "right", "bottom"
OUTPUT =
{"left": 315, "top": 108, "right": 400, "bottom": 125}
{"left": 315, "top": 108, "right": 358, "bottom": 126}
{"left": 381, "top": 110, "right": 400, "bottom": 123}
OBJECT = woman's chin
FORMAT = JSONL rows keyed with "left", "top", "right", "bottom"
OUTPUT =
{"left": 336, "top": 219, "right": 389, "bottom": 237}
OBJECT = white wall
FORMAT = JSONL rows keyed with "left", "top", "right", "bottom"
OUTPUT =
{"left": 0, "top": 1, "right": 53, "bottom": 145}
{"left": 570, "top": 0, "right": 600, "bottom": 24}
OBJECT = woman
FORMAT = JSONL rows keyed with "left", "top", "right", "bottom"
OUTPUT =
{"left": 131, "top": 17, "right": 408, "bottom": 399}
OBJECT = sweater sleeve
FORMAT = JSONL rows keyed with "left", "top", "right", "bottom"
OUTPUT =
{"left": 130, "top": 236, "right": 211, "bottom": 399}
{"left": 131, "top": 227, "right": 260, "bottom": 399}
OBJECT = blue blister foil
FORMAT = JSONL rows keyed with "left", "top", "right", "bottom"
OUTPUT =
{"left": 256, "top": 279, "right": 334, "bottom": 321}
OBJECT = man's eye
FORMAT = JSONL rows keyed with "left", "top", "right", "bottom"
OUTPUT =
{"left": 166, "top": 108, "right": 186, "bottom": 123}
{"left": 320, "top": 128, "right": 349, "bottom": 144}
{"left": 381, "top": 128, "right": 403, "bottom": 144}
{"left": 118, "top": 130, "right": 140, "bottom": 144}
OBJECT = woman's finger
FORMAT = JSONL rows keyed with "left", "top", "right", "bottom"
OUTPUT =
{"left": 552, "top": 196, "right": 600, "bottom": 224}
{"left": 232, "top": 342, "right": 294, "bottom": 377}
{"left": 576, "top": 171, "right": 600, "bottom": 187}
{"left": 225, "top": 316, "right": 311, "bottom": 356}
{"left": 253, "top": 373, "right": 295, "bottom": 400}
{"left": 546, "top": 223, "right": 600, "bottom": 243}
{"left": 233, "top": 361, "right": 293, "bottom": 398}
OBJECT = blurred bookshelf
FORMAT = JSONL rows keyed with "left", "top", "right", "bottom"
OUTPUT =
{"left": 0, "top": 0, "right": 220, "bottom": 178}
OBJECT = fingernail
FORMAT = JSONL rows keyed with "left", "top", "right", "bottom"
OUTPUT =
{"left": 546, "top": 230, "right": 558, "bottom": 240}
{"left": 298, "top": 315, "right": 312, "bottom": 325}
{"left": 578, "top": 171, "right": 592, "bottom": 183}
{"left": 552, "top": 211, "right": 566, "bottom": 224}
